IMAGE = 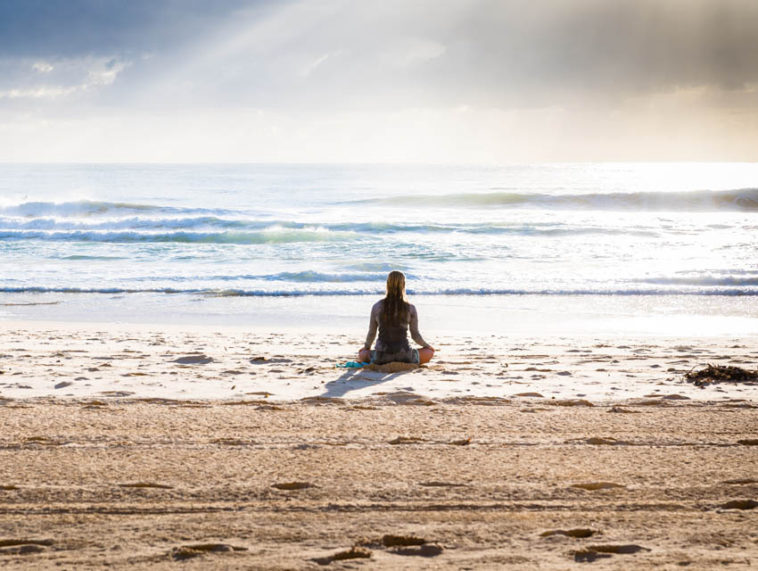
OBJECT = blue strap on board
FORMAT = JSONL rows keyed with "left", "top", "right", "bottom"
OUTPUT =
{"left": 335, "top": 361, "right": 369, "bottom": 368}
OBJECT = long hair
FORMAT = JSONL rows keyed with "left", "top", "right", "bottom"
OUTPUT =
{"left": 381, "top": 270, "right": 410, "bottom": 325}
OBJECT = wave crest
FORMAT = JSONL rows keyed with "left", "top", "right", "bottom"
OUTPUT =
{"left": 2, "top": 286, "right": 756, "bottom": 297}
{"left": 350, "top": 188, "right": 758, "bottom": 211}
{"left": 0, "top": 228, "right": 357, "bottom": 244}
{"left": 0, "top": 200, "right": 232, "bottom": 218}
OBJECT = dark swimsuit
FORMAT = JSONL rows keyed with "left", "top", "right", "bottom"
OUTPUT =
{"left": 364, "top": 300, "right": 427, "bottom": 365}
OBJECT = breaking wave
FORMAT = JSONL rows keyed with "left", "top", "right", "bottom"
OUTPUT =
{"left": 2, "top": 286, "right": 756, "bottom": 297}
{"left": 0, "top": 200, "right": 233, "bottom": 218}
{"left": 0, "top": 228, "right": 358, "bottom": 244}
{"left": 0, "top": 216, "right": 661, "bottom": 241}
{"left": 349, "top": 188, "right": 758, "bottom": 211}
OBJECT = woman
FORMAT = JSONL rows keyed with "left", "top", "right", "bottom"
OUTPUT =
{"left": 358, "top": 271, "right": 435, "bottom": 365}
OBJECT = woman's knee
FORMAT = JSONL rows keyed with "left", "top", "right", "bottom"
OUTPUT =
{"left": 419, "top": 347, "right": 434, "bottom": 364}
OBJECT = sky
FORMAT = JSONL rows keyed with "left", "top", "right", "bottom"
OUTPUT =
{"left": 1, "top": 0, "right": 757, "bottom": 163}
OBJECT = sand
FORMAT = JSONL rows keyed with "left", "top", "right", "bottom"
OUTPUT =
{"left": 2, "top": 320, "right": 758, "bottom": 403}
{"left": 0, "top": 321, "right": 757, "bottom": 568}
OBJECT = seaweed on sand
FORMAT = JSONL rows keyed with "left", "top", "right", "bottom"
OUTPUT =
{"left": 684, "top": 364, "right": 758, "bottom": 387}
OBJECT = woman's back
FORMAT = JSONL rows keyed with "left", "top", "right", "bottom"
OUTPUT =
{"left": 375, "top": 299, "right": 411, "bottom": 352}
{"left": 360, "top": 271, "right": 435, "bottom": 365}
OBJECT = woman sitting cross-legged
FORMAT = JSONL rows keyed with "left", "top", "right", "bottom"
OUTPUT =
{"left": 358, "top": 271, "right": 435, "bottom": 365}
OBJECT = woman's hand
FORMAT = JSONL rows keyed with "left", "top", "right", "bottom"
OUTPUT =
{"left": 358, "top": 347, "right": 372, "bottom": 363}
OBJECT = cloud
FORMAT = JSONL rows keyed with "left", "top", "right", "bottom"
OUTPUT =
{"left": 0, "top": 0, "right": 267, "bottom": 57}
{"left": 380, "top": 38, "right": 446, "bottom": 69}
{"left": 300, "top": 52, "right": 337, "bottom": 79}
{"left": 0, "top": 86, "right": 76, "bottom": 99}
{"left": 3, "top": 0, "right": 757, "bottom": 109}
{"left": 86, "top": 58, "right": 129, "bottom": 87}
{"left": 106, "top": 0, "right": 757, "bottom": 112}
{"left": 456, "top": 0, "right": 758, "bottom": 101}
{"left": 1, "top": 0, "right": 757, "bottom": 161}
{"left": 0, "top": 55, "right": 131, "bottom": 101}
{"left": 32, "top": 61, "right": 54, "bottom": 73}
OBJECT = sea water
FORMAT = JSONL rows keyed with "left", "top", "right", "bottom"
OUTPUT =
{"left": 1, "top": 163, "right": 757, "bottom": 337}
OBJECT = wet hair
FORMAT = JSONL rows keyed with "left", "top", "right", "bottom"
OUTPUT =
{"left": 381, "top": 270, "right": 410, "bottom": 325}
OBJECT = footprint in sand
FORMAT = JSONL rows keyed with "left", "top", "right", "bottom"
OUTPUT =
{"left": 174, "top": 355, "right": 213, "bottom": 365}
{"left": 312, "top": 546, "right": 372, "bottom": 565}
{"left": 643, "top": 393, "right": 689, "bottom": 400}
{"left": 570, "top": 482, "right": 625, "bottom": 491}
{"left": 608, "top": 406, "right": 640, "bottom": 414}
{"left": 390, "top": 544, "right": 444, "bottom": 557}
{"left": 541, "top": 529, "right": 596, "bottom": 538}
{"left": 0, "top": 539, "right": 54, "bottom": 555}
{"left": 25, "top": 436, "right": 63, "bottom": 446}
{"left": 552, "top": 399, "right": 593, "bottom": 407}
{"left": 575, "top": 545, "right": 649, "bottom": 561}
{"left": 171, "top": 543, "right": 247, "bottom": 561}
{"left": 212, "top": 438, "right": 256, "bottom": 446}
{"left": 419, "top": 481, "right": 467, "bottom": 488}
{"left": 389, "top": 436, "right": 427, "bottom": 445}
{"left": 119, "top": 482, "right": 173, "bottom": 489}
{"left": 719, "top": 500, "right": 758, "bottom": 510}
{"left": 250, "top": 357, "right": 293, "bottom": 364}
{"left": 580, "top": 437, "right": 626, "bottom": 445}
{"left": 272, "top": 482, "right": 313, "bottom": 490}
{"left": 355, "top": 536, "right": 443, "bottom": 558}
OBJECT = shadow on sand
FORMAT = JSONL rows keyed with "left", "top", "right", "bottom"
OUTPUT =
{"left": 320, "top": 366, "right": 418, "bottom": 399}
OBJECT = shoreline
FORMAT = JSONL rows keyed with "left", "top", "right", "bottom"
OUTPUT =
{"left": 3, "top": 291, "right": 758, "bottom": 337}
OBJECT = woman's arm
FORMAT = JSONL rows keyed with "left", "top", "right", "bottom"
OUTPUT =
{"left": 409, "top": 304, "right": 431, "bottom": 348}
{"left": 363, "top": 302, "right": 380, "bottom": 349}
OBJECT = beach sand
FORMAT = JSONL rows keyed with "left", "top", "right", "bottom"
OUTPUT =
{"left": 0, "top": 321, "right": 757, "bottom": 568}
{"left": 2, "top": 320, "right": 758, "bottom": 403}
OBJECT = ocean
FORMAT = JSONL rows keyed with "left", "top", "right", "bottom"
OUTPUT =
{"left": 1, "top": 162, "right": 757, "bottom": 337}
